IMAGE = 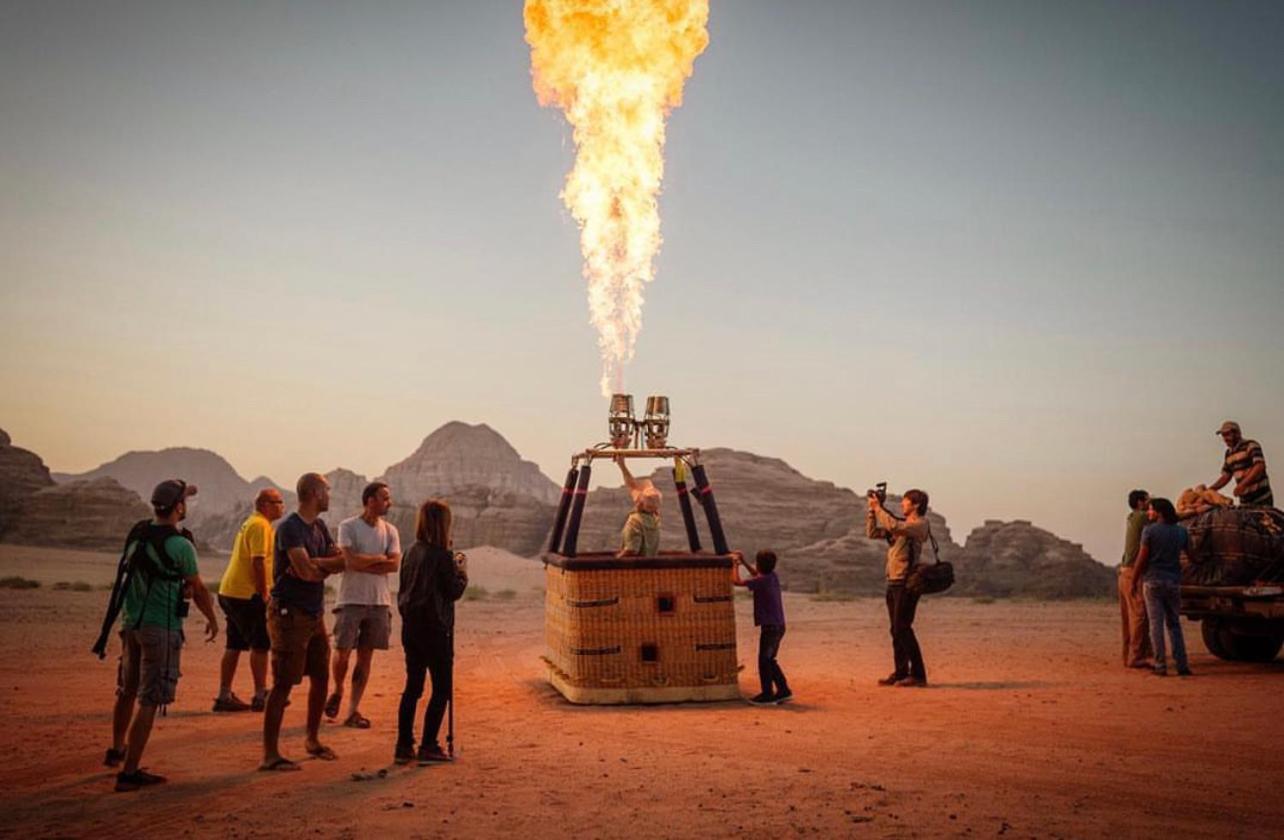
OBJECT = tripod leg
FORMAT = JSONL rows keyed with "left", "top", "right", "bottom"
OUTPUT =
{"left": 446, "top": 693, "right": 454, "bottom": 758}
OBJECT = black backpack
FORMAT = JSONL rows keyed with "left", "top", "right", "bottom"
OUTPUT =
{"left": 91, "top": 520, "right": 194, "bottom": 658}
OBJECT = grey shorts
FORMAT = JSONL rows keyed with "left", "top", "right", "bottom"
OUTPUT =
{"left": 117, "top": 626, "right": 182, "bottom": 707}
{"left": 332, "top": 604, "right": 392, "bottom": 651}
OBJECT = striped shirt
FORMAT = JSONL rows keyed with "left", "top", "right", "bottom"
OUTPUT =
{"left": 1222, "top": 439, "right": 1272, "bottom": 506}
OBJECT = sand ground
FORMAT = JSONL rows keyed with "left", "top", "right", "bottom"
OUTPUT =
{"left": 0, "top": 544, "right": 1280, "bottom": 839}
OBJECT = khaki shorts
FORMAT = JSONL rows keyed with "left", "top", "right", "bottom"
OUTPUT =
{"left": 332, "top": 604, "right": 392, "bottom": 651}
{"left": 267, "top": 603, "right": 329, "bottom": 687}
{"left": 117, "top": 626, "right": 182, "bottom": 707}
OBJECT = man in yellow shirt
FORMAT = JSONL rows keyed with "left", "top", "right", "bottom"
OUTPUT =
{"left": 215, "top": 488, "right": 286, "bottom": 712}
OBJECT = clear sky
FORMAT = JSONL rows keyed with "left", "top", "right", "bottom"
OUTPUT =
{"left": 2, "top": 1, "right": 1282, "bottom": 565}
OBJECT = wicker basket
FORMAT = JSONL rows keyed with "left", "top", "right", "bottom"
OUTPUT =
{"left": 543, "top": 551, "right": 740, "bottom": 704}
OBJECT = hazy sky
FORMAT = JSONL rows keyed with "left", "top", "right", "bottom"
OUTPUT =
{"left": 2, "top": 1, "right": 1282, "bottom": 565}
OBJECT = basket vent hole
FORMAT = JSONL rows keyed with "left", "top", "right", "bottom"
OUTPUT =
{"left": 656, "top": 595, "right": 675, "bottom": 614}
{"left": 640, "top": 643, "right": 659, "bottom": 663}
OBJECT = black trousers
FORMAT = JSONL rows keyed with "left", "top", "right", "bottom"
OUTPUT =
{"left": 397, "top": 622, "right": 453, "bottom": 749}
{"left": 885, "top": 583, "right": 926, "bottom": 680}
{"left": 757, "top": 624, "right": 788, "bottom": 697}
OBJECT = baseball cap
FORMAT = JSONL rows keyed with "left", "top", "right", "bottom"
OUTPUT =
{"left": 151, "top": 479, "right": 198, "bottom": 508}
{"left": 1215, "top": 421, "right": 1241, "bottom": 436}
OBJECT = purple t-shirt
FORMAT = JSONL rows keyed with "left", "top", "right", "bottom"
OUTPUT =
{"left": 745, "top": 571, "right": 785, "bottom": 627}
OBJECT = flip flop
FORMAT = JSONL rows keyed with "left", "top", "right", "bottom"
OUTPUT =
{"left": 306, "top": 744, "right": 338, "bottom": 761}
{"left": 342, "top": 713, "right": 371, "bottom": 730}
{"left": 323, "top": 693, "right": 342, "bottom": 719}
{"left": 258, "top": 757, "right": 301, "bottom": 772}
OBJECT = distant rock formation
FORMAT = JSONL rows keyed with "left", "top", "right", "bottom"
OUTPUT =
{"left": 0, "top": 428, "right": 56, "bottom": 536}
{"left": 54, "top": 446, "right": 271, "bottom": 519}
{"left": 6, "top": 477, "right": 150, "bottom": 549}
{"left": 954, "top": 520, "right": 1115, "bottom": 599}
{"left": 14, "top": 422, "right": 1116, "bottom": 598}
{"left": 371, "top": 423, "right": 558, "bottom": 557}
{"left": 323, "top": 468, "right": 369, "bottom": 524}
{"left": 380, "top": 422, "right": 560, "bottom": 505}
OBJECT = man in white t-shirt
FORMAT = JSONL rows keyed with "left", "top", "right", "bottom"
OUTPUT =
{"left": 324, "top": 481, "right": 401, "bottom": 728}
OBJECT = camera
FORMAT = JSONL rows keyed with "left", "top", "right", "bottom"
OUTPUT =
{"left": 867, "top": 482, "right": 888, "bottom": 505}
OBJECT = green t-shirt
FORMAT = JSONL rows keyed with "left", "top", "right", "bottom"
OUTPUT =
{"left": 121, "top": 533, "right": 200, "bottom": 629}
{"left": 1121, "top": 509, "right": 1147, "bottom": 567}
{"left": 621, "top": 510, "right": 661, "bottom": 557}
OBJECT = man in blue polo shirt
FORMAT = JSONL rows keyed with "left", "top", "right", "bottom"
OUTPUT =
{"left": 260, "top": 472, "right": 347, "bottom": 771}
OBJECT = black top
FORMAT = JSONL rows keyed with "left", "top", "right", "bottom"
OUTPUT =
{"left": 271, "top": 513, "right": 335, "bottom": 617}
{"left": 398, "top": 542, "right": 468, "bottom": 632}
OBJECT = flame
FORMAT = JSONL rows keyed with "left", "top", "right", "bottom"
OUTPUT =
{"left": 524, "top": 0, "right": 710, "bottom": 396}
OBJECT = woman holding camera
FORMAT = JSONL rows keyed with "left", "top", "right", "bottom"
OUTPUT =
{"left": 866, "top": 488, "right": 931, "bottom": 687}
{"left": 395, "top": 499, "right": 468, "bottom": 765}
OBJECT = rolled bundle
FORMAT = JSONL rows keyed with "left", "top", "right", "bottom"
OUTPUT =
{"left": 1177, "top": 484, "right": 1235, "bottom": 518}
{"left": 1181, "top": 506, "right": 1284, "bottom": 586}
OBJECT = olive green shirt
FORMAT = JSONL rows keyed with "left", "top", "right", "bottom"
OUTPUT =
{"left": 621, "top": 510, "right": 660, "bottom": 557}
{"left": 1121, "top": 509, "right": 1147, "bottom": 567}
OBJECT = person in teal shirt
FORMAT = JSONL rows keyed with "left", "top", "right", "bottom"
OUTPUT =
{"left": 107, "top": 480, "right": 219, "bottom": 793}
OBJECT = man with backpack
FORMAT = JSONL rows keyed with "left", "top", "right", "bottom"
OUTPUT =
{"left": 103, "top": 479, "right": 219, "bottom": 792}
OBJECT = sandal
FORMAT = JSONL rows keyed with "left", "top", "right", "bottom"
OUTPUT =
{"left": 258, "top": 757, "right": 301, "bottom": 772}
{"left": 342, "top": 712, "right": 371, "bottom": 730}
{"left": 306, "top": 743, "right": 338, "bottom": 761}
{"left": 323, "top": 692, "right": 342, "bottom": 719}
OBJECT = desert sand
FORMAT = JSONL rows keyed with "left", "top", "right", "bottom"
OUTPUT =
{"left": 0, "top": 544, "right": 1281, "bottom": 839}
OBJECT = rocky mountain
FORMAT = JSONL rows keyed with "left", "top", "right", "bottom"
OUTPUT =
{"left": 0, "top": 428, "right": 56, "bottom": 536}
{"left": 7, "top": 422, "right": 1114, "bottom": 598}
{"left": 954, "top": 520, "right": 1115, "bottom": 599}
{"left": 380, "top": 422, "right": 560, "bottom": 505}
{"left": 54, "top": 447, "right": 272, "bottom": 519}
{"left": 324, "top": 468, "right": 369, "bottom": 522}
{"left": 5, "top": 477, "right": 150, "bottom": 549}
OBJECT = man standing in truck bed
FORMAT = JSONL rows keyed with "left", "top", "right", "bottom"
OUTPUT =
{"left": 1209, "top": 421, "right": 1273, "bottom": 508}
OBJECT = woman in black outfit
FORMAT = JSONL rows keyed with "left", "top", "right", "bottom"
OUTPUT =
{"left": 396, "top": 499, "right": 468, "bottom": 764}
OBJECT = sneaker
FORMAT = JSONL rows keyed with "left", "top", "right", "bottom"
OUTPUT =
{"left": 1177, "top": 667, "right": 1193, "bottom": 677}
{"left": 894, "top": 676, "right": 927, "bottom": 688}
{"left": 104, "top": 748, "right": 126, "bottom": 768}
{"left": 747, "top": 692, "right": 776, "bottom": 706}
{"left": 394, "top": 742, "right": 415, "bottom": 765}
{"left": 212, "top": 695, "right": 252, "bottom": 713}
{"left": 416, "top": 744, "right": 451, "bottom": 764}
{"left": 250, "top": 694, "right": 266, "bottom": 713}
{"left": 877, "top": 674, "right": 905, "bottom": 686}
{"left": 114, "top": 769, "right": 166, "bottom": 792}
{"left": 773, "top": 690, "right": 794, "bottom": 705}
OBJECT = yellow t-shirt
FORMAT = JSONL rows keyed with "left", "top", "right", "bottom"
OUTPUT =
{"left": 219, "top": 512, "right": 275, "bottom": 600}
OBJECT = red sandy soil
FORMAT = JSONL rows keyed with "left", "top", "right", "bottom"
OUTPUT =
{"left": 0, "top": 546, "right": 1281, "bottom": 839}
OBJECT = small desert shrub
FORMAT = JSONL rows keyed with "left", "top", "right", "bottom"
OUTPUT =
{"left": 464, "top": 586, "right": 489, "bottom": 601}
{"left": 494, "top": 589, "right": 516, "bottom": 601}
{"left": 0, "top": 576, "right": 40, "bottom": 590}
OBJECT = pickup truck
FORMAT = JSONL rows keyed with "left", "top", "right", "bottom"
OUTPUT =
{"left": 1179, "top": 506, "right": 1284, "bottom": 662}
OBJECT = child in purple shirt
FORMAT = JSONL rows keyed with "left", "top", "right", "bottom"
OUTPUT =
{"left": 731, "top": 550, "right": 791, "bottom": 705}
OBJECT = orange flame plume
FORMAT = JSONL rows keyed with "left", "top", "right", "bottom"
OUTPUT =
{"left": 525, "top": 0, "right": 710, "bottom": 396}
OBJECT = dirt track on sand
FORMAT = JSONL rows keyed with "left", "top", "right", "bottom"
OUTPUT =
{"left": 0, "top": 547, "right": 1281, "bottom": 838}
